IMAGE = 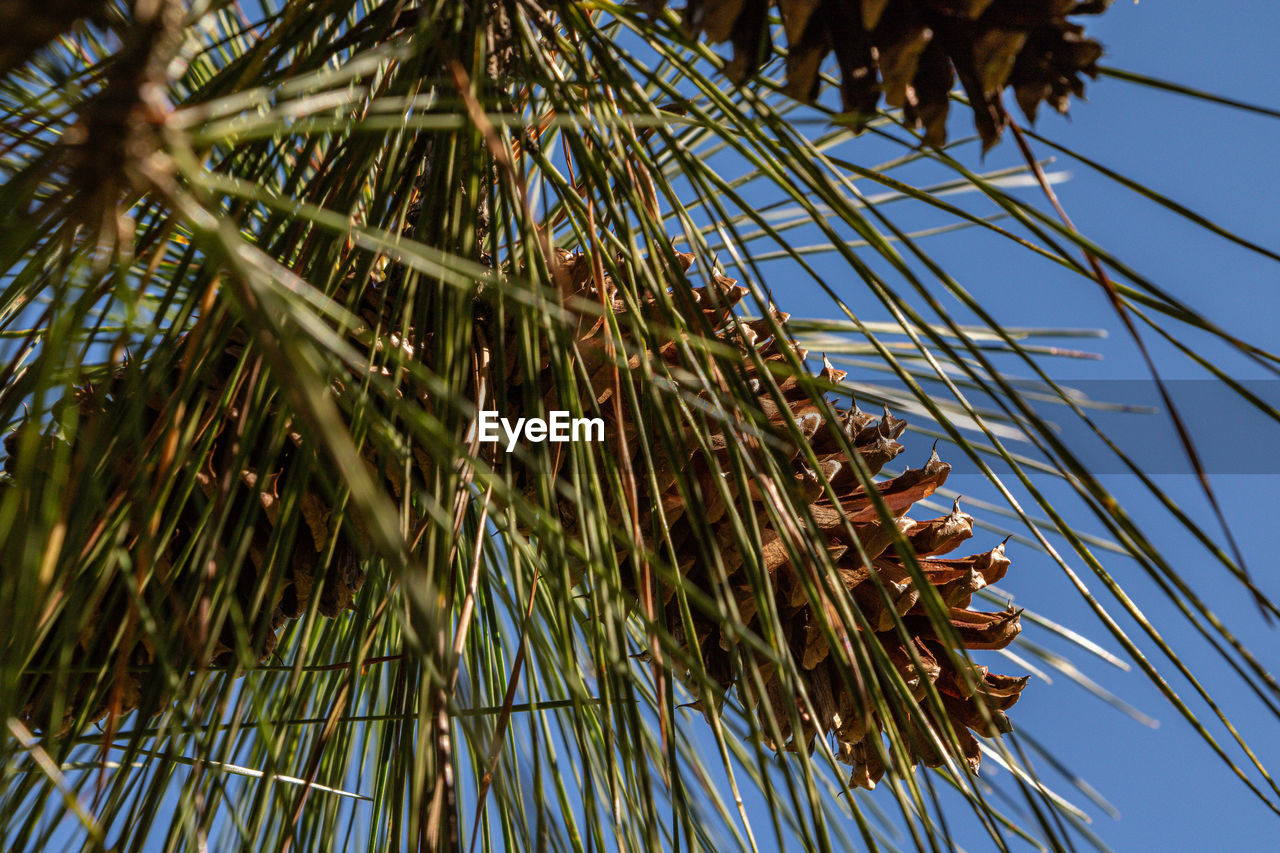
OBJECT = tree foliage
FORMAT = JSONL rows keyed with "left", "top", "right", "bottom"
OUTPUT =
{"left": 1, "top": 2, "right": 1278, "bottom": 851}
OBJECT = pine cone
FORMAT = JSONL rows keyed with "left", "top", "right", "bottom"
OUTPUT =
{"left": 6, "top": 334, "right": 365, "bottom": 734}
{"left": 500, "top": 247, "right": 1028, "bottom": 785}
{"left": 668, "top": 0, "right": 1110, "bottom": 148}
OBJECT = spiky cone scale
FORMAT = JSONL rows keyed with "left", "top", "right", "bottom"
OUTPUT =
{"left": 500, "top": 248, "right": 1027, "bottom": 787}
{"left": 668, "top": 0, "right": 1110, "bottom": 149}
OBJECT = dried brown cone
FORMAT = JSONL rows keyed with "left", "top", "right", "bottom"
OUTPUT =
{"left": 500, "top": 247, "right": 1028, "bottom": 786}
{"left": 668, "top": 0, "right": 1109, "bottom": 149}
{"left": 9, "top": 176, "right": 467, "bottom": 735}
{"left": 6, "top": 332, "right": 367, "bottom": 735}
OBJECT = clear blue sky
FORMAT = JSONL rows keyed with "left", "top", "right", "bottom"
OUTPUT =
{"left": 744, "top": 1, "right": 1280, "bottom": 850}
